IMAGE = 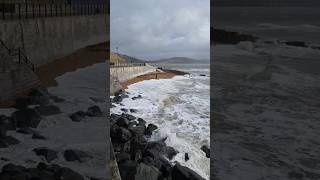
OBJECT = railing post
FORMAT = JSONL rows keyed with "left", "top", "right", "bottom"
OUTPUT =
{"left": 25, "top": 3, "right": 27, "bottom": 18}
{"left": 18, "top": 3, "right": 21, "bottom": 19}
{"left": 38, "top": 3, "right": 40, "bottom": 17}
{"left": 44, "top": 3, "right": 46, "bottom": 17}
{"left": 32, "top": 3, "right": 34, "bottom": 18}
{"left": 2, "top": 3, "right": 5, "bottom": 20}
{"left": 18, "top": 48, "right": 21, "bottom": 64}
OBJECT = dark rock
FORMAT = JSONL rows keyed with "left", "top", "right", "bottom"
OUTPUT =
{"left": 28, "top": 88, "right": 50, "bottom": 106}
{"left": 137, "top": 118, "right": 146, "bottom": 125}
{"left": 121, "top": 108, "right": 128, "bottom": 112}
{"left": 0, "top": 115, "right": 15, "bottom": 130}
{"left": 69, "top": 111, "right": 86, "bottom": 122}
{"left": 50, "top": 95, "right": 65, "bottom": 103}
{"left": 200, "top": 145, "right": 210, "bottom": 158}
{"left": 35, "top": 105, "right": 61, "bottom": 116}
{"left": 86, "top": 106, "right": 103, "bottom": 117}
{"left": 132, "top": 95, "right": 142, "bottom": 100}
{"left": 172, "top": 163, "right": 205, "bottom": 180}
{"left": 166, "top": 146, "right": 179, "bottom": 160}
{"left": 2, "top": 163, "right": 26, "bottom": 173}
{"left": 145, "top": 124, "right": 158, "bottom": 136}
{"left": 213, "top": 29, "right": 257, "bottom": 44}
{"left": 199, "top": 74, "right": 206, "bottom": 77}
{"left": 33, "top": 147, "right": 58, "bottom": 163}
{"left": 129, "top": 125, "right": 146, "bottom": 137}
{"left": 0, "top": 118, "right": 7, "bottom": 137}
{"left": 112, "top": 96, "right": 123, "bottom": 104}
{"left": 32, "top": 132, "right": 46, "bottom": 140}
{"left": 118, "top": 160, "right": 138, "bottom": 180}
{"left": 128, "top": 121, "right": 138, "bottom": 127}
{"left": 130, "top": 109, "right": 138, "bottom": 113}
{"left": 288, "top": 170, "right": 304, "bottom": 179}
{"left": 64, "top": 149, "right": 91, "bottom": 162}
{"left": 11, "top": 108, "right": 41, "bottom": 128}
{"left": 185, "top": 153, "right": 189, "bottom": 162}
{"left": 55, "top": 167, "right": 84, "bottom": 180}
{"left": 116, "top": 117, "right": 130, "bottom": 128}
{"left": 0, "top": 136, "right": 20, "bottom": 148}
{"left": 134, "top": 163, "right": 161, "bottom": 180}
{"left": 0, "top": 157, "right": 9, "bottom": 161}
{"left": 115, "top": 152, "right": 131, "bottom": 163}
{"left": 122, "top": 113, "right": 136, "bottom": 121}
{"left": 15, "top": 97, "right": 31, "bottom": 109}
{"left": 285, "top": 41, "right": 307, "bottom": 47}
{"left": 16, "top": 128, "right": 36, "bottom": 135}
{"left": 111, "top": 126, "right": 132, "bottom": 143}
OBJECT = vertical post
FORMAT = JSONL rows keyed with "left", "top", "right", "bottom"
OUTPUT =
{"left": 2, "top": 3, "right": 5, "bottom": 20}
{"left": 55, "top": 4, "right": 57, "bottom": 17}
{"left": 18, "top": 48, "right": 21, "bottom": 64}
{"left": 10, "top": 4, "right": 13, "bottom": 19}
{"left": 38, "top": 3, "right": 40, "bottom": 17}
{"left": 65, "top": 3, "right": 66, "bottom": 16}
{"left": 44, "top": 3, "right": 46, "bottom": 17}
{"left": 32, "top": 3, "right": 34, "bottom": 18}
{"left": 18, "top": 3, "right": 21, "bottom": 19}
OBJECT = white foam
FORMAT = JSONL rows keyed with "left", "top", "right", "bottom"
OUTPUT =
{"left": 111, "top": 74, "right": 210, "bottom": 179}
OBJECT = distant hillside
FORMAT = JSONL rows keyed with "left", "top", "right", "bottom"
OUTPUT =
{"left": 150, "top": 57, "right": 209, "bottom": 64}
{"left": 110, "top": 52, "right": 146, "bottom": 64}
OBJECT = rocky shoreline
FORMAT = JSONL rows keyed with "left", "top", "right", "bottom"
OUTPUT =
{"left": 0, "top": 87, "right": 106, "bottom": 180}
{"left": 111, "top": 90, "right": 209, "bottom": 180}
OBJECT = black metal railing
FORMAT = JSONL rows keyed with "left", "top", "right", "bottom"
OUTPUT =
{"left": 110, "top": 62, "right": 147, "bottom": 68}
{"left": 0, "top": 39, "right": 35, "bottom": 71}
{"left": 0, "top": 2, "right": 107, "bottom": 20}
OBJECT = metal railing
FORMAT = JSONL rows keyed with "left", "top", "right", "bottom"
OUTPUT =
{"left": 0, "top": 2, "right": 108, "bottom": 20}
{"left": 110, "top": 62, "right": 146, "bottom": 68}
{"left": 0, "top": 39, "right": 35, "bottom": 71}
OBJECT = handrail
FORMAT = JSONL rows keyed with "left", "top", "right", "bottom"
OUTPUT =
{"left": 0, "top": 39, "right": 35, "bottom": 71}
{"left": 110, "top": 62, "right": 146, "bottom": 68}
{"left": 0, "top": 2, "right": 108, "bottom": 20}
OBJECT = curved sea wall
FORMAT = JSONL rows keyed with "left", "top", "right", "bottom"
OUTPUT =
{"left": 110, "top": 64, "right": 157, "bottom": 95}
{"left": 0, "top": 15, "right": 108, "bottom": 66}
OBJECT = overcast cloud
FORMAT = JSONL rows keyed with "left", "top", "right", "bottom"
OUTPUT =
{"left": 110, "top": 0, "right": 210, "bottom": 61}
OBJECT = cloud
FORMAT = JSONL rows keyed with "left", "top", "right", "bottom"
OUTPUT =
{"left": 110, "top": 0, "right": 210, "bottom": 60}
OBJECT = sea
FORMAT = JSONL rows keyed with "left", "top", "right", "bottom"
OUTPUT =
{"left": 111, "top": 63, "right": 210, "bottom": 179}
{"left": 213, "top": 7, "right": 320, "bottom": 44}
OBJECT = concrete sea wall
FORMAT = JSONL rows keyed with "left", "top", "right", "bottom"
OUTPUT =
{"left": 110, "top": 64, "right": 157, "bottom": 94}
{"left": 0, "top": 15, "right": 108, "bottom": 66}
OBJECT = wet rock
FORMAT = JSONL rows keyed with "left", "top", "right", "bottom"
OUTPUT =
{"left": 145, "top": 124, "right": 158, "bottom": 136}
{"left": 0, "top": 115, "right": 15, "bottom": 130}
{"left": 112, "top": 96, "right": 123, "bottom": 104}
{"left": 118, "top": 160, "right": 138, "bottom": 180}
{"left": 213, "top": 29, "right": 257, "bottom": 44}
{"left": 33, "top": 147, "right": 58, "bottom": 163}
{"left": 111, "top": 125, "right": 132, "bottom": 143}
{"left": 137, "top": 118, "right": 146, "bottom": 125}
{"left": 0, "top": 118, "right": 7, "bottom": 137}
{"left": 134, "top": 163, "right": 161, "bottom": 180}
{"left": 0, "top": 157, "right": 9, "bottom": 161}
{"left": 185, "top": 153, "right": 190, "bottom": 162}
{"left": 166, "top": 146, "right": 179, "bottom": 160}
{"left": 171, "top": 163, "right": 205, "bottom": 180}
{"left": 132, "top": 95, "right": 142, "bottom": 100}
{"left": 121, "top": 108, "right": 128, "bottom": 112}
{"left": 50, "top": 95, "right": 65, "bottom": 103}
{"left": 201, "top": 145, "right": 210, "bottom": 158}
{"left": 55, "top": 167, "right": 84, "bottom": 180}
{"left": 129, "top": 125, "right": 146, "bottom": 137}
{"left": 285, "top": 41, "right": 307, "bottom": 47}
{"left": 128, "top": 121, "right": 138, "bottom": 127}
{"left": 64, "top": 149, "right": 91, "bottom": 162}
{"left": 32, "top": 132, "right": 46, "bottom": 140}
{"left": 116, "top": 152, "right": 131, "bottom": 163}
{"left": 116, "top": 117, "right": 130, "bottom": 128}
{"left": 86, "top": 106, "right": 103, "bottom": 117}
{"left": 35, "top": 105, "right": 61, "bottom": 116}
{"left": 199, "top": 74, "right": 206, "bottom": 77}
{"left": 11, "top": 108, "right": 41, "bottom": 128}
{"left": 16, "top": 127, "right": 36, "bottom": 135}
{"left": 122, "top": 113, "right": 136, "bottom": 121}
{"left": 0, "top": 136, "right": 20, "bottom": 148}
{"left": 69, "top": 111, "right": 86, "bottom": 122}
{"left": 130, "top": 109, "right": 138, "bottom": 113}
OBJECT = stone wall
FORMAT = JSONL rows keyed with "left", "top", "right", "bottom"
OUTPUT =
{"left": 110, "top": 64, "right": 157, "bottom": 95}
{"left": 0, "top": 14, "right": 108, "bottom": 66}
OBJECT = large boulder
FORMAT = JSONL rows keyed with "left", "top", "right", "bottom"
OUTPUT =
{"left": 134, "top": 163, "right": 161, "bottom": 180}
{"left": 166, "top": 146, "right": 179, "bottom": 160}
{"left": 118, "top": 160, "right": 138, "bottom": 180}
{"left": 69, "top": 111, "right": 86, "bottom": 122}
{"left": 11, "top": 108, "right": 41, "bottom": 128}
{"left": 33, "top": 147, "right": 58, "bottom": 163}
{"left": 171, "top": 164, "right": 205, "bottom": 180}
{"left": 64, "top": 149, "right": 92, "bottom": 162}
{"left": 86, "top": 106, "right": 103, "bottom": 117}
{"left": 145, "top": 124, "right": 158, "bottom": 136}
{"left": 35, "top": 105, "right": 61, "bottom": 116}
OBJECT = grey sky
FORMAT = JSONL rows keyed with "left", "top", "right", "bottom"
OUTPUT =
{"left": 214, "top": 0, "right": 320, "bottom": 6}
{"left": 110, "top": 0, "right": 210, "bottom": 61}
